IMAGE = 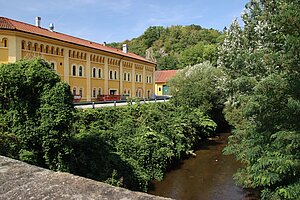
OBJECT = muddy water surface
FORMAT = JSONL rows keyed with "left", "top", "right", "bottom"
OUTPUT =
{"left": 148, "top": 133, "right": 259, "bottom": 200}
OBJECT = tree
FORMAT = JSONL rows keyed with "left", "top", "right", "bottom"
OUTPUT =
{"left": 0, "top": 58, "right": 74, "bottom": 171}
{"left": 169, "top": 62, "right": 227, "bottom": 130}
{"left": 219, "top": 0, "right": 300, "bottom": 199}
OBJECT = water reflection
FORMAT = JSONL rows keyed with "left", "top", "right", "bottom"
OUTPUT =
{"left": 148, "top": 133, "right": 259, "bottom": 200}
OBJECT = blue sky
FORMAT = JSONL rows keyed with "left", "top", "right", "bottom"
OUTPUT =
{"left": 0, "top": 0, "right": 248, "bottom": 43}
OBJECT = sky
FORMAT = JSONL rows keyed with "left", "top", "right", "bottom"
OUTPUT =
{"left": 0, "top": 0, "right": 249, "bottom": 43}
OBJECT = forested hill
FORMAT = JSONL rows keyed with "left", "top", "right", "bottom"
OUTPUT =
{"left": 108, "top": 25, "right": 225, "bottom": 70}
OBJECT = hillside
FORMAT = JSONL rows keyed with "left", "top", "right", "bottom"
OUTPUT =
{"left": 108, "top": 25, "right": 225, "bottom": 70}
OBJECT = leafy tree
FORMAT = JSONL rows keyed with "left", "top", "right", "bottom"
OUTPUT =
{"left": 219, "top": 0, "right": 300, "bottom": 199}
{"left": 0, "top": 58, "right": 74, "bottom": 171}
{"left": 169, "top": 62, "right": 227, "bottom": 130}
{"left": 109, "top": 25, "right": 223, "bottom": 69}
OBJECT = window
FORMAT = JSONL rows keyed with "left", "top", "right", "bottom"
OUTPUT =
{"left": 72, "top": 65, "right": 76, "bottom": 76}
{"left": 159, "top": 87, "right": 161, "bottom": 92}
{"left": 147, "top": 76, "right": 149, "bottom": 83}
{"left": 56, "top": 48, "right": 59, "bottom": 55}
{"left": 50, "top": 62, "right": 55, "bottom": 70}
{"left": 109, "top": 70, "right": 113, "bottom": 79}
{"left": 128, "top": 89, "right": 130, "bottom": 95}
{"left": 21, "top": 41, "right": 26, "bottom": 50}
{"left": 45, "top": 46, "right": 49, "bottom": 53}
{"left": 40, "top": 44, "right": 44, "bottom": 53}
{"left": 149, "top": 76, "right": 152, "bottom": 83}
{"left": 124, "top": 89, "right": 127, "bottom": 94}
{"left": 98, "top": 68, "right": 102, "bottom": 78}
{"left": 139, "top": 75, "right": 142, "bottom": 82}
{"left": 127, "top": 73, "right": 130, "bottom": 81}
{"left": 79, "top": 66, "right": 83, "bottom": 77}
{"left": 3, "top": 38, "right": 7, "bottom": 47}
{"left": 79, "top": 88, "right": 83, "bottom": 97}
{"left": 114, "top": 71, "right": 117, "bottom": 80}
{"left": 98, "top": 88, "right": 101, "bottom": 96}
{"left": 61, "top": 49, "right": 64, "bottom": 56}
{"left": 124, "top": 73, "right": 127, "bottom": 81}
{"left": 92, "top": 68, "right": 96, "bottom": 78}
{"left": 136, "top": 74, "right": 138, "bottom": 82}
{"left": 92, "top": 88, "right": 96, "bottom": 98}
{"left": 73, "top": 87, "right": 76, "bottom": 95}
{"left": 27, "top": 42, "right": 31, "bottom": 50}
{"left": 51, "top": 47, "right": 54, "bottom": 54}
{"left": 34, "top": 43, "right": 38, "bottom": 51}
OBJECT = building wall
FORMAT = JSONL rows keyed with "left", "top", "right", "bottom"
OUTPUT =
{"left": 0, "top": 30, "right": 155, "bottom": 101}
{"left": 155, "top": 83, "right": 164, "bottom": 96}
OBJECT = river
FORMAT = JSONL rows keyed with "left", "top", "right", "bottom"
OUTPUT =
{"left": 148, "top": 133, "right": 259, "bottom": 200}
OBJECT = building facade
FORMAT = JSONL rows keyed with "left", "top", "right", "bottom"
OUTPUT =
{"left": 155, "top": 70, "right": 178, "bottom": 96}
{"left": 0, "top": 16, "right": 156, "bottom": 101}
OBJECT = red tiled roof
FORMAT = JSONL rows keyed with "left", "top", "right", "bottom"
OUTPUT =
{"left": 0, "top": 16, "right": 155, "bottom": 65}
{"left": 155, "top": 70, "right": 178, "bottom": 83}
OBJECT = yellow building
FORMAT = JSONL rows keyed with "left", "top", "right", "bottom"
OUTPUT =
{"left": 155, "top": 70, "right": 178, "bottom": 96}
{"left": 0, "top": 16, "right": 156, "bottom": 101}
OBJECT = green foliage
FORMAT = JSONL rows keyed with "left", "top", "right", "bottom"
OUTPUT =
{"left": 0, "top": 132, "right": 20, "bottom": 159}
{"left": 169, "top": 62, "right": 227, "bottom": 131}
{"left": 108, "top": 25, "right": 223, "bottom": 69}
{"left": 71, "top": 103, "right": 216, "bottom": 191}
{"left": 220, "top": 0, "right": 300, "bottom": 199}
{"left": 0, "top": 58, "right": 74, "bottom": 171}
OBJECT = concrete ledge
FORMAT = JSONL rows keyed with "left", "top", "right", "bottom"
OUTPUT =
{"left": 0, "top": 156, "right": 171, "bottom": 200}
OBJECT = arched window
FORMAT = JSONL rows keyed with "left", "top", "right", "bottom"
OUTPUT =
{"left": 51, "top": 46, "right": 54, "bottom": 54}
{"left": 21, "top": 40, "right": 26, "bottom": 50}
{"left": 147, "top": 76, "right": 149, "bottom": 83}
{"left": 79, "top": 66, "right": 83, "bottom": 77}
{"left": 127, "top": 73, "right": 130, "bottom": 81}
{"left": 76, "top": 52, "right": 79, "bottom": 58}
{"left": 40, "top": 44, "right": 44, "bottom": 53}
{"left": 114, "top": 71, "right": 117, "bottom": 80}
{"left": 50, "top": 62, "right": 55, "bottom": 70}
{"left": 73, "top": 51, "right": 76, "bottom": 58}
{"left": 136, "top": 74, "right": 139, "bottom": 82}
{"left": 72, "top": 87, "right": 77, "bottom": 95}
{"left": 81, "top": 53, "right": 84, "bottom": 59}
{"left": 124, "top": 89, "right": 127, "bottom": 94}
{"left": 109, "top": 70, "right": 113, "bottom": 79}
{"left": 34, "top": 43, "right": 38, "bottom": 51}
{"left": 92, "top": 88, "right": 96, "bottom": 98}
{"left": 79, "top": 88, "right": 83, "bottom": 97}
{"left": 98, "top": 88, "right": 101, "bottom": 96}
{"left": 56, "top": 47, "right": 59, "bottom": 55}
{"left": 72, "top": 65, "right": 76, "bottom": 76}
{"left": 61, "top": 49, "right": 64, "bottom": 56}
{"left": 123, "top": 73, "right": 127, "bottom": 81}
{"left": 139, "top": 75, "right": 142, "bottom": 82}
{"left": 92, "top": 68, "right": 96, "bottom": 78}
{"left": 84, "top": 53, "right": 87, "bottom": 60}
{"left": 3, "top": 38, "right": 7, "bottom": 47}
{"left": 45, "top": 46, "right": 49, "bottom": 53}
{"left": 27, "top": 42, "right": 31, "bottom": 50}
{"left": 98, "top": 68, "right": 102, "bottom": 78}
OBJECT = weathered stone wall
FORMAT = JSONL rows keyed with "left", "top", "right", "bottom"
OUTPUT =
{"left": 0, "top": 156, "right": 172, "bottom": 200}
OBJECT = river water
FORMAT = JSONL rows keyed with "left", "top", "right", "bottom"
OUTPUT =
{"left": 148, "top": 133, "right": 259, "bottom": 200}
